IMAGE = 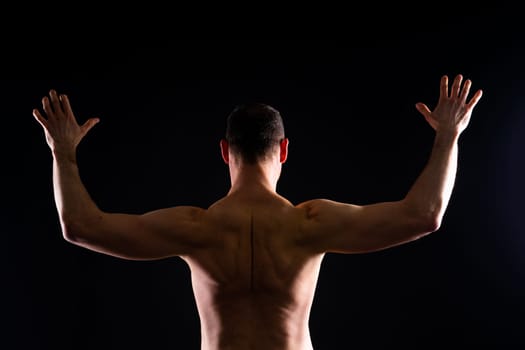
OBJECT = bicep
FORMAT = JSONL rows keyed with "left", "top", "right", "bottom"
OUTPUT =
{"left": 67, "top": 206, "right": 207, "bottom": 260}
{"left": 299, "top": 199, "right": 432, "bottom": 254}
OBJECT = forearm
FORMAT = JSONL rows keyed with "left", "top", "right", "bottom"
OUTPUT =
{"left": 52, "top": 150, "right": 102, "bottom": 237}
{"left": 404, "top": 131, "right": 459, "bottom": 227}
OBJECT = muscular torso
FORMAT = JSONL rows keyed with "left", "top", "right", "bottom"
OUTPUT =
{"left": 182, "top": 191, "right": 324, "bottom": 350}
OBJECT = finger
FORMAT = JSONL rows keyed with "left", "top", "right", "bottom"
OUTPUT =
{"left": 80, "top": 117, "right": 100, "bottom": 136}
{"left": 32, "top": 109, "right": 49, "bottom": 129}
{"left": 49, "top": 90, "right": 63, "bottom": 116}
{"left": 451, "top": 74, "right": 463, "bottom": 98}
{"left": 459, "top": 79, "right": 472, "bottom": 103}
{"left": 42, "top": 96, "right": 54, "bottom": 118}
{"left": 466, "top": 89, "right": 483, "bottom": 110}
{"left": 440, "top": 75, "right": 448, "bottom": 100}
{"left": 59, "top": 94, "right": 75, "bottom": 121}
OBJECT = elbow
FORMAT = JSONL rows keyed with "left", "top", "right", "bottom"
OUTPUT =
{"left": 60, "top": 211, "right": 105, "bottom": 244}
{"left": 61, "top": 222, "right": 81, "bottom": 243}
{"left": 408, "top": 216, "right": 440, "bottom": 243}
{"left": 421, "top": 214, "right": 442, "bottom": 233}
{"left": 404, "top": 200, "right": 443, "bottom": 234}
{"left": 428, "top": 217, "right": 441, "bottom": 233}
{"left": 60, "top": 218, "right": 90, "bottom": 244}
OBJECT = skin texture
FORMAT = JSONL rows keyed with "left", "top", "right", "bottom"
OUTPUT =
{"left": 33, "top": 74, "right": 482, "bottom": 350}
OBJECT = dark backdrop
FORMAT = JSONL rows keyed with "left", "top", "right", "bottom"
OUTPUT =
{"left": 3, "top": 7, "right": 525, "bottom": 350}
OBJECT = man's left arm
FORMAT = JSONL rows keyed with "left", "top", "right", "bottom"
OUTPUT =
{"left": 33, "top": 90, "right": 209, "bottom": 260}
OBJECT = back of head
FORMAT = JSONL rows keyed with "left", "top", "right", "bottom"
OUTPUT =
{"left": 226, "top": 103, "right": 285, "bottom": 164}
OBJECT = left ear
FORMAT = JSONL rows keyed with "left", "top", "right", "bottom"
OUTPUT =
{"left": 279, "top": 138, "right": 289, "bottom": 164}
{"left": 220, "top": 139, "right": 229, "bottom": 164}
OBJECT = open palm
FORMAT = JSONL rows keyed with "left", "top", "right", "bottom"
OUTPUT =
{"left": 33, "top": 89, "right": 99, "bottom": 153}
{"left": 416, "top": 74, "right": 483, "bottom": 134}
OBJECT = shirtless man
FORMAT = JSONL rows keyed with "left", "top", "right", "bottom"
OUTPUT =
{"left": 33, "top": 74, "right": 482, "bottom": 350}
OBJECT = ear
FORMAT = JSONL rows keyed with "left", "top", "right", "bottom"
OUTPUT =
{"left": 279, "top": 138, "right": 289, "bottom": 164}
{"left": 220, "top": 139, "right": 229, "bottom": 164}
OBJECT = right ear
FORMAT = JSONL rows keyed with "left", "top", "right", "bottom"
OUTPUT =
{"left": 220, "top": 139, "right": 229, "bottom": 164}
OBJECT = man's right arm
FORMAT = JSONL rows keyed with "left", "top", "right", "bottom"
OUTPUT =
{"left": 297, "top": 74, "right": 483, "bottom": 254}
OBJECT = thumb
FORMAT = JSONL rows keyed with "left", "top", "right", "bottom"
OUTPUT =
{"left": 416, "top": 103, "right": 438, "bottom": 130}
{"left": 415, "top": 102, "right": 431, "bottom": 118}
{"left": 81, "top": 117, "right": 100, "bottom": 136}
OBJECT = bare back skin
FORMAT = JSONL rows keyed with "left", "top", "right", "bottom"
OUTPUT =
{"left": 186, "top": 191, "right": 321, "bottom": 350}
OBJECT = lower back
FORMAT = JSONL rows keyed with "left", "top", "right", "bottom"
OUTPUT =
{"left": 200, "top": 293, "right": 314, "bottom": 350}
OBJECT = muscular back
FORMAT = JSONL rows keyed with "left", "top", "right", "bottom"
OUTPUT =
{"left": 183, "top": 192, "right": 323, "bottom": 350}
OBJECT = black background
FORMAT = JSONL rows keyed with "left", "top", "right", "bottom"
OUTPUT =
{"left": 4, "top": 5, "right": 525, "bottom": 349}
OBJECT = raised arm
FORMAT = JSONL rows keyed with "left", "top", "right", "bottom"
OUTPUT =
{"left": 33, "top": 90, "right": 208, "bottom": 260}
{"left": 298, "top": 74, "right": 483, "bottom": 254}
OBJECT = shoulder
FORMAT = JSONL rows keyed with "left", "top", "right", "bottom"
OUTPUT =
{"left": 143, "top": 205, "right": 207, "bottom": 222}
{"left": 296, "top": 198, "right": 355, "bottom": 220}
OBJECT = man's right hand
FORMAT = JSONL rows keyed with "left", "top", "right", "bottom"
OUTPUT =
{"left": 33, "top": 89, "right": 99, "bottom": 157}
{"left": 415, "top": 74, "right": 483, "bottom": 136}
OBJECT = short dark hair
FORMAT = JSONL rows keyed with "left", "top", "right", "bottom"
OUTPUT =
{"left": 225, "top": 103, "right": 285, "bottom": 164}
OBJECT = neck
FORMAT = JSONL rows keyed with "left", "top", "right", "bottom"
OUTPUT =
{"left": 228, "top": 160, "right": 280, "bottom": 195}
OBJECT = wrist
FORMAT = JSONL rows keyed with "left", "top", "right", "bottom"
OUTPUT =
{"left": 434, "top": 130, "right": 460, "bottom": 146}
{"left": 435, "top": 129, "right": 460, "bottom": 144}
{"left": 52, "top": 148, "right": 77, "bottom": 163}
